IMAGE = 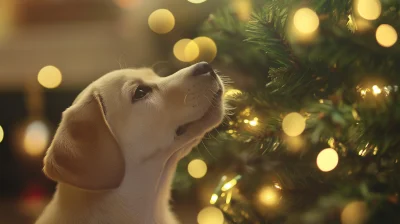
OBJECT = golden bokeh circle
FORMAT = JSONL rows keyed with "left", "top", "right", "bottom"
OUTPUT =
{"left": 341, "top": 201, "right": 368, "bottom": 224}
{"left": 37, "top": 65, "right": 62, "bottom": 89}
{"left": 197, "top": 206, "right": 224, "bottom": 224}
{"left": 148, "top": 9, "right": 175, "bottom": 34}
{"left": 187, "top": 159, "right": 207, "bottom": 179}
{"left": 23, "top": 121, "right": 50, "bottom": 157}
{"left": 258, "top": 186, "right": 279, "bottom": 206}
{"left": 193, "top": 36, "right": 218, "bottom": 63}
{"left": 173, "top": 39, "right": 200, "bottom": 62}
{"left": 0, "top": 125, "right": 4, "bottom": 143}
{"left": 188, "top": 0, "right": 207, "bottom": 4}
{"left": 282, "top": 112, "right": 306, "bottom": 137}
{"left": 376, "top": 24, "right": 398, "bottom": 48}
{"left": 357, "top": 0, "right": 381, "bottom": 21}
{"left": 316, "top": 148, "right": 339, "bottom": 172}
{"left": 293, "top": 8, "right": 320, "bottom": 34}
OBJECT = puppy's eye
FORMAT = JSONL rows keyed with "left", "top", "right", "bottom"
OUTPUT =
{"left": 132, "top": 85, "right": 152, "bottom": 102}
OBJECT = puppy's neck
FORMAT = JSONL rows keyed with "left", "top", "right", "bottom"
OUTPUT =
{"left": 49, "top": 148, "right": 185, "bottom": 224}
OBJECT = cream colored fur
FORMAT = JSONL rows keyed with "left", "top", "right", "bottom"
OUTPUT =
{"left": 35, "top": 63, "right": 225, "bottom": 224}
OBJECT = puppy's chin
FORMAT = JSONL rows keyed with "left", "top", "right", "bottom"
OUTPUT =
{"left": 171, "top": 95, "right": 224, "bottom": 156}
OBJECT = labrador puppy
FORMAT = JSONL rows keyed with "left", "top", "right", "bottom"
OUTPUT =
{"left": 35, "top": 62, "right": 225, "bottom": 224}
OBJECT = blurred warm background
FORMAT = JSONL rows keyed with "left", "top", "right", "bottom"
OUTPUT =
{"left": 0, "top": 0, "right": 230, "bottom": 223}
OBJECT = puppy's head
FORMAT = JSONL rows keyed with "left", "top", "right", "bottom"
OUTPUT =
{"left": 43, "top": 62, "right": 225, "bottom": 190}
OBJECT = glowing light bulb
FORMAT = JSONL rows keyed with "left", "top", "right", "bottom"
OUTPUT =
{"left": 210, "top": 194, "right": 218, "bottom": 204}
{"left": 188, "top": 0, "right": 206, "bottom": 4}
{"left": 193, "top": 36, "right": 217, "bottom": 63}
{"left": 316, "top": 148, "right": 339, "bottom": 172}
{"left": 23, "top": 121, "right": 50, "bottom": 157}
{"left": 173, "top": 39, "right": 200, "bottom": 62}
{"left": 221, "top": 179, "right": 237, "bottom": 191}
{"left": 372, "top": 85, "right": 382, "bottom": 95}
{"left": 249, "top": 119, "right": 258, "bottom": 126}
{"left": 0, "top": 125, "right": 4, "bottom": 143}
{"left": 148, "top": 9, "right": 175, "bottom": 34}
{"left": 356, "top": 0, "right": 381, "bottom": 20}
{"left": 341, "top": 201, "right": 368, "bottom": 224}
{"left": 197, "top": 206, "right": 224, "bottom": 224}
{"left": 282, "top": 112, "right": 306, "bottom": 137}
{"left": 259, "top": 186, "right": 279, "bottom": 206}
{"left": 293, "top": 8, "right": 319, "bottom": 34}
{"left": 38, "top": 65, "right": 62, "bottom": 89}
{"left": 188, "top": 159, "right": 207, "bottom": 179}
{"left": 376, "top": 24, "right": 398, "bottom": 48}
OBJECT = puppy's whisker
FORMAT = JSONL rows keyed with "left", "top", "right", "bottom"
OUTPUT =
{"left": 183, "top": 93, "right": 189, "bottom": 105}
{"left": 201, "top": 141, "right": 216, "bottom": 159}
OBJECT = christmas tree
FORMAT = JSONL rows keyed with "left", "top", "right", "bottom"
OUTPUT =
{"left": 174, "top": 0, "right": 400, "bottom": 223}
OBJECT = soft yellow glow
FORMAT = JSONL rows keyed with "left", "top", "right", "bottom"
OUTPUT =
{"left": 148, "top": 9, "right": 175, "bottom": 34}
{"left": 244, "top": 119, "right": 249, "bottom": 124}
{"left": 188, "top": 159, "right": 207, "bottom": 179}
{"left": 285, "top": 136, "right": 304, "bottom": 152}
{"left": 274, "top": 183, "right": 282, "bottom": 190}
{"left": 259, "top": 187, "right": 279, "bottom": 206}
{"left": 282, "top": 112, "right": 306, "bottom": 137}
{"left": 0, "top": 125, "right": 4, "bottom": 143}
{"left": 249, "top": 120, "right": 258, "bottom": 126}
{"left": 188, "top": 0, "right": 206, "bottom": 4}
{"left": 221, "top": 179, "right": 237, "bottom": 191}
{"left": 224, "top": 89, "right": 242, "bottom": 98}
{"left": 193, "top": 36, "right": 218, "bottom": 63}
{"left": 225, "top": 190, "right": 232, "bottom": 204}
{"left": 372, "top": 85, "right": 382, "bottom": 95}
{"left": 356, "top": 0, "right": 381, "bottom": 20}
{"left": 23, "top": 121, "right": 50, "bottom": 157}
{"left": 293, "top": 8, "right": 320, "bottom": 34}
{"left": 376, "top": 24, "right": 398, "bottom": 48}
{"left": 316, "top": 148, "right": 339, "bottom": 172}
{"left": 38, "top": 66, "right": 62, "bottom": 89}
{"left": 232, "top": 0, "right": 252, "bottom": 21}
{"left": 173, "top": 39, "right": 200, "bottom": 62}
{"left": 210, "top": 194, "right": 218, "bottom": 204}
{"left": 341, "top": 201, "right": 368, "bottom": 224}
{"left": 197, "top": 206, "right": 224, "bottom": 224}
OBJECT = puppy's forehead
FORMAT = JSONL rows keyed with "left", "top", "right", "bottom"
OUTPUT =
{"left": 73, "top": 68, "right": 159, "bottom": 104}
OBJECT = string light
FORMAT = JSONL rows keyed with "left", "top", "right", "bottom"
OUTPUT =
{"left": 23, "top": 120, "right": 50, "bottom": 157}
{"left": 372, "top": 85, "right": 381, "bottom": 95}
{"left": 293, "top": 8, "right": 320, "bottom": 34}
{"left": 148, "top": 9, "right": 175, "bottom": 34}
{"left": 188, "top": 0, "right": 207, "bottom": 4}
{"left": 316, "top": 148, "right": 339, "bottom": 172}
{"left": 282, "top": 112, "right": 306, "bottom": 137}
{"left": 210, "top": 194, "right": 219, "bottom": 204}
{"left": 356, "top": 0, "right": 381, "bottom": 20}
{"left": 173, "top": 39, "right": 200, "bottom": 62}
{"left": 0, "top": 125, "right": 4, "bottom": 143}
{"left": 193, "top": 36, "right": 218, "bottom": 63}
{"left": 187, "top": 159, "right": 208, "bottom": 179}
{"left": 37, "top": 65, "right": 62, "bottom": 89}
{"left": 341, "top": 201, "right": 368, "bottom": 224}
{"left": 197, "top": 206, "right": 224, "bottom": 224}
{"left": 258, "top": 186, "right": 280, "bottom": 206}
{"left": 249, "top": 118, "right": 258, "bottom": 126}
{"left": 376, "top": 24, "right": 398, "bottom": 48}
{"left": 221, "top": 175, "right": 242, "bottom": 191}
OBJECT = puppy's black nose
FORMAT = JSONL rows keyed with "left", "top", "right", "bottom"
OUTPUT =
{"left": 192, "top": 62, "right": 215, "bottom": 77}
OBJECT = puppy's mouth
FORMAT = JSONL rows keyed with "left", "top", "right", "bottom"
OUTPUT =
{"left": 175, "top": 88, "right": 223, "bottom": 136}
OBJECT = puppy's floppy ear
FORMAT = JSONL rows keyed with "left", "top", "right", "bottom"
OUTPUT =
{"left": 43, "top": 91, "right": 125, "bottom": 190}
